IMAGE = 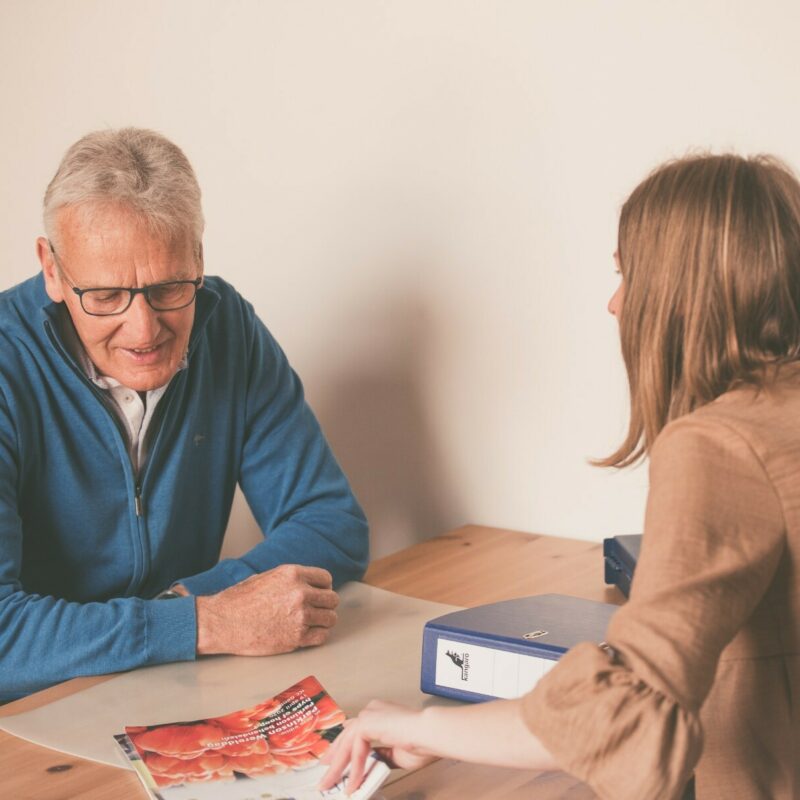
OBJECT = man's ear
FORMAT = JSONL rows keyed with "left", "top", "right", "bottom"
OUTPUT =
{"left": 37, "top": 237, "right": 65, "bottom": 303}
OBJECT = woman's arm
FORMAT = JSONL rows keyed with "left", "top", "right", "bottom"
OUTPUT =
{"left": 324, "top": 412, "right": 787, "bottom": 798}
{"left": 319, "top": 697, "right": 557, "bottom": 792}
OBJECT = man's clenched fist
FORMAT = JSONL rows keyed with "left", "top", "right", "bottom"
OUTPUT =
{"left": 195, "top": 565, "right": 339, "bottom": 656}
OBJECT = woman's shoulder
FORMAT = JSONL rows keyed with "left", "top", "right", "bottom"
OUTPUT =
{"left": 655, "top": 364, "right": 800, "bottom": 483}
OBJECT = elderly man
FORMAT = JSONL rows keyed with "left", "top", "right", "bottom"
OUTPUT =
{"left": 0, "top": 128, "right": 368, "bottom": 701}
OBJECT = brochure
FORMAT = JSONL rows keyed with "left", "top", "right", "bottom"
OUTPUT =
{"left": 113, "top": 675, "right": 389, "bottom": 800}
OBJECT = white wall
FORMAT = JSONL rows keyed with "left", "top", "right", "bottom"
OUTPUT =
{"left": 2, "top": 1, "right": 799, "bottom": 557}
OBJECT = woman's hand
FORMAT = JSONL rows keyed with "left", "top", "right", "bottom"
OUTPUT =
{"left": 318, "top": 700, "right": 437, "bottom": 793}
{"left": 319, "top": 695, "right": 556, "bottom": 794}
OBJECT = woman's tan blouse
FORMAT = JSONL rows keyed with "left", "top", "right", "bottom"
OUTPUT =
{"left": 522, "top": 368, "right": 800, "bottom": 799}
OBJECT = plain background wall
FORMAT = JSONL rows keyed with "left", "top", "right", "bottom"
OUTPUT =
{"left": 2, "top": 1, "right": 800, "bottom": 558}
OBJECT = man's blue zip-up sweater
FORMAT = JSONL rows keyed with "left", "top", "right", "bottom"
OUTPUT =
{"left": 0, "top": 274, "right": 368, "bottom": 701}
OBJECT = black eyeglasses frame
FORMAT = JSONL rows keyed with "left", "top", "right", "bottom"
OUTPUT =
{"left": 48, "top": 243, "right": 203, "bottom": 317}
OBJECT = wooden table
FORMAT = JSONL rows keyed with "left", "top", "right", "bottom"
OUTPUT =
{"left": 0, "top": 525, "right": 624, "bottom": 799}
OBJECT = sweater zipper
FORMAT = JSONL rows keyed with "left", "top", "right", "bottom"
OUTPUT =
{"left": 44, "top": 320, "right": 146, "bottom": 514}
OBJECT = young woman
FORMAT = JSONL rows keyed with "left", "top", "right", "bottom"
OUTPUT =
{"left": 319, "top": 154, "right": 800, "bottom": 799}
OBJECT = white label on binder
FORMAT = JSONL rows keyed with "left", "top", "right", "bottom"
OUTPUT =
{"left": 434, "top": 637, "right": 557, "bottom": 699}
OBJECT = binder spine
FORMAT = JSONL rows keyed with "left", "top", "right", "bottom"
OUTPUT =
{"left": 421, "top": 625, "right": 560, "bottom": 703}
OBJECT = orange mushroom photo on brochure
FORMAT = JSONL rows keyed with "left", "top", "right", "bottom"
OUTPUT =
{"left": 114, "top": 676, "right": 389, "bottom": 800}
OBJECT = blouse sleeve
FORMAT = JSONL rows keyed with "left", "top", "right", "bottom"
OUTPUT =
{"left": 521, "top": 414, "right": 785, "bottom": 800}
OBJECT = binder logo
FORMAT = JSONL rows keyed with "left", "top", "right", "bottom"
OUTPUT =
{"left": 445, "top": 650, "right": 470, "bottom": 681}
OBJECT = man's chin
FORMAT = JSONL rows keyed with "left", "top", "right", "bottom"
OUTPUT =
{"left": 106, "top": 362, "right": 179, "bottom": 393}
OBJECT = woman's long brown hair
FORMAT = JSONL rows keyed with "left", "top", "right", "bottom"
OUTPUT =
{"left": 601, "top": 154, "right": 800, "bottom": 468}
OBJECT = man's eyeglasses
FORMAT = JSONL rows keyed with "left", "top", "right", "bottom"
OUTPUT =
{"left": 49, "top": 243, "right": 202, "bottom": 317}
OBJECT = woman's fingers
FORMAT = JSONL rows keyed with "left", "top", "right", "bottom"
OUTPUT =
{"left": 347, "top": 732, "right": 373, "bottom": 792}
{"left": 319, "top": 722, "right": 359, "bottom": 789}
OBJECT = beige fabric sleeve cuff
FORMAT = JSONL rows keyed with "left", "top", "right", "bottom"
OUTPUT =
{"left": 522, "top": 642, "right": 701, "bottom": 800}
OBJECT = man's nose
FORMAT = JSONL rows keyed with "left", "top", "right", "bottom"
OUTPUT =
{"left": 123, "top": 292, "right": 161, "bottom": 341}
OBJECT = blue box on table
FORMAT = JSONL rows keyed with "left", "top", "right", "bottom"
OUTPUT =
{"left": 602, "top": 534, "right": 642, "bottom": 598}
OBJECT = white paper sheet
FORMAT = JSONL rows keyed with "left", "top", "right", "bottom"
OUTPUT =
{"left": 0, "top": 583, "right": 461, "bottom": 767}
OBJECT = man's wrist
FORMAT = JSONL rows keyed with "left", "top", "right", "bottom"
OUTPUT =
{"left": 195, "top": 594, "right": 224, "bottom": 656}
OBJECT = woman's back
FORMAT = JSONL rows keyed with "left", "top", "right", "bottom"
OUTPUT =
{"left": 524, "top": 364, "right": 800, "bottom": 798}
{"left": 690, "top": 366, "right": 800, "bottom": 797}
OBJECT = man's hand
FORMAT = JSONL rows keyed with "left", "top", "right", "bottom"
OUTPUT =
{"left": 195, "top": 565, "right": 338, "bottom": 656}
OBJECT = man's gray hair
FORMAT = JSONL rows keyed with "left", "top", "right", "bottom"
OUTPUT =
{"left": 43, "top": 128, "right": 204, "bottom": 252}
